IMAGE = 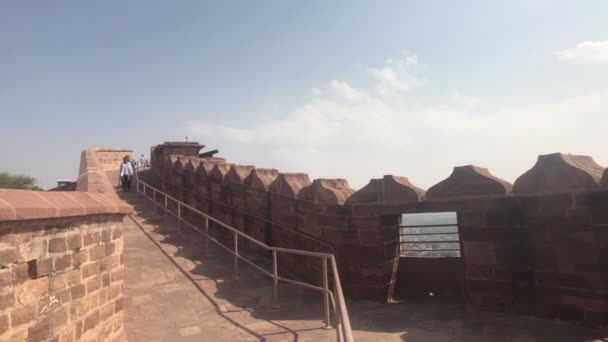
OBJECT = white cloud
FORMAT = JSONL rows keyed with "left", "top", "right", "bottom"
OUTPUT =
{"left": 189, "top": 54, "right": 608, "bottom": 190}
{"left": 367, "top": 52, "right": 426, "bottom": 97}
{"left": 556, "top": 40, "right": 608, "bottom": 64}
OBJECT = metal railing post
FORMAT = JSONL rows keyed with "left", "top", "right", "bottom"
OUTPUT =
{"left": 233, "top": 232, "right": 239, "bottom": 279}
{"left": 272, "top": 250, "right": 280, "bottom": 309}
{"left": 204, "top": 216, "right": 209, "bottom": 256}
{"left": 164, "top": 194, "right": 168, "bottom": 222}
{"left": 177, "top": 202, "right": 182, "bottom": 230}
{"left": 322, "top": 257, "right": 332, "bottom": 329}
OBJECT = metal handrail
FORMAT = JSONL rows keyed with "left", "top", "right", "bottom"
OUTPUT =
{"left": 147, "top": 171, "right": 336, "bottom": 253}
{"left": 134, "top": 177, "right": 354, "bottom": 342}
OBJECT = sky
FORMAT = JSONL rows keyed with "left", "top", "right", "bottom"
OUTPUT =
{"left": 1, "top": 1, "right": 607, "bottom": 190}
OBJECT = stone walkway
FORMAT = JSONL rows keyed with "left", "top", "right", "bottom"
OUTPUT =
{"left": 122, "top": 194, "right": 608, "bottom": 341}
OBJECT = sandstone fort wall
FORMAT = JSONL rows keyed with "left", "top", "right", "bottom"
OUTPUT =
{"left": 150, "top": 142, "right": 608, "bottom": 327}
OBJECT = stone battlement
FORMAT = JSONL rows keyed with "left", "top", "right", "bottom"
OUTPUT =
{"left": 149, "top": 141, "right": 608, "bottom": 327}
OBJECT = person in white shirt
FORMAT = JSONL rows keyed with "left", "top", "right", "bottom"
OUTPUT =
{"left": 119, "top": 156, "right": 134, "bottom": 192}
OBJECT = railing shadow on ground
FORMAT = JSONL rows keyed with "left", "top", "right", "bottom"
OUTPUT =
{"left": 120, "top": 193, "right": 335, "bottom": 342}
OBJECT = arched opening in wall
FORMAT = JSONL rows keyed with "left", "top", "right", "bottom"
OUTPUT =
{"left": 394, "top": 212, "right": 465, "bottom": 303}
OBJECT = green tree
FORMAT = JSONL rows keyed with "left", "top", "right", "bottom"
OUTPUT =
{"left": 0, "top": 172, "right": 43, "bottom": 191}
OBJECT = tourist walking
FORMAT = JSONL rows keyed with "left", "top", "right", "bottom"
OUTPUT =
{"left": 119, "top": 156, "right": 134, "bottom": 192}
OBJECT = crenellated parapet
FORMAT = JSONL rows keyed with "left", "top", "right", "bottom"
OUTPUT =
{"left": 513, "top": 153, "right": 604, "bottom": 194}
{"left": 225, "top": 165, "right": 255, "bottom": 184}
{"left": 209, "top": 163, "right": 235, "bottom": 181}
{"left": 152, "top": 143, "right": 608, "bottom": 311}
{"left": 195, "top": 157, "right": 226, "bottom": 177}
{"left": 268, "top": 173, "right": 312, "bottom": 197}
{"left": 427, "top": 165, "right": 512, "bottom": 200}
{"left": 299, "top": 179, "right": 355, "bottom": 205}
{"left": 347, "top": 175, "right": 425, "bottom": 205}
{"left": 244, "top": 168, "right": 279, "bottom": 190}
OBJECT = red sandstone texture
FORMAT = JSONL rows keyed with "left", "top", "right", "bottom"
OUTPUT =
{"left": 299, "top": 179, "right": 355, "bottom": 204}
{"left": 149, "top": 141, "right": 608, "bottom": 326}
{"left": 514, "top": 153, "right": 605, "bottom": 194}
{"left": 225, "top": 165, "right": 255, "bottom": 184}
{"left": 0, "top": 147, "right": 131, "bottom": 341}
{"left": 426, "top": 165, "right": 512, "bottom": 199}
{"left": 347, "top": 175, "right": 426, "bottom": 204}
{"left": 244, "top": 168, "right": 279, "bottom": 190}
{"left": 209, "top": 163, "right": 235, "bottom": 180}
{"left": 268, "top": 173, "right": 312, "bottom": 197}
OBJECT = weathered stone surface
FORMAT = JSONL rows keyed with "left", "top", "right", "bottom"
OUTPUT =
{"left": 347, "top": 175, "right": 425, "bottom": 204}
{"left": 224, "top": 165, "right": 255, "bottom": 184}
{"left": 184, "top": 157, "right": 200, "bottom": 174}
{"left": 427, "top": 165, "right": 512, "bottom": 199}
{"left": 244, "top": 168, "right": 279, "bottom": 190}
{"left": 195, "top": 158, "right": 226, "bottom": 176}
{"left": 514, "top": 153, "right": 604, "bottom": 194}
{"left": 171, "top": 156, "right": 185, "bottom": 174}
{"left": 208, "top": 163, "right": 235, "bottom": 180}
{"left": 299, "top": 179, "right": 355, "bottom": 204}
{"left": 268, "top": 173, "right": 311, "bottom": 197}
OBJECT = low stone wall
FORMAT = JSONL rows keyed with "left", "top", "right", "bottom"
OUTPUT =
{"left": 0, "top": 147, "right": 132, "bottom": 341}
{"left": 151, "top": 141, "right": 608, "bottom": 326}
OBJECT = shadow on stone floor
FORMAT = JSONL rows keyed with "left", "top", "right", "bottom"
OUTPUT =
{"left": 121, "top": 193, "right": 333, "bottom": 341}
{"left": 120, "top": 193, "right": 608, "bottom": 342}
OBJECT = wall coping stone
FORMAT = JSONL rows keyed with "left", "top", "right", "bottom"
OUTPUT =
{"left": 347, "top": 175, "right": 425, "bottom": 205}
{"left": 244, "top": 168, "right": 279, "bottom": 190}
{"left": 225, "top": 165, "right": 255, "bottom": 184}
{"left": 299, "top": 179, "right": 355, "bottom": 205}
{"left": 268, "top": 173, "right": 311, "bottom": 197}
{"left": 427, "top": 165, "right": 512, "bottom": 199}
{"left": 514, "top": 153, "right": 605, "bottom": 194}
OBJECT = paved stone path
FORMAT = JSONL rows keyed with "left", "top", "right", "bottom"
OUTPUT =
{"left": 122, "top": 194, "right": 608, "bottom": 341}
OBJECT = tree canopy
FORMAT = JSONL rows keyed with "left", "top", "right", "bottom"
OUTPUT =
{"left": 0, "top": 172, "right": 43, "bottom": 191}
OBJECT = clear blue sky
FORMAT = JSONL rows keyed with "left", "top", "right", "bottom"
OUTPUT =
{"left": 1, "top": 1, "right": 607, "bottom": 190}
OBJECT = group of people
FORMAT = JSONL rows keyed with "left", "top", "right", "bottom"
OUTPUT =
{"left": 119, "top": 154, "right": 149, "bottom": 193}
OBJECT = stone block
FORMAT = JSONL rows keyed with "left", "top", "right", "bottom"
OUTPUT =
{"left": 84, "top": 310, "right": 100, "bottom": 332}
{"left": 82, "top": 264, "right": 99, "bottom": 279}
{"left": 49, "top": 237, "right": 67, "bottom": 253}
{"left": 0, "top": 291, "right": 15, "bottom": 310}
{"left": 15, "top": 277, "right": 47, "bottom": 305}
{"left": 71, "top": 284, "right": 86, "bottom": 300}
{"left": 52, "top": 306, "right": 69, "bottom": 329}
{"left": 66, "top": 234, "right": 83, "bottom": 250}
{"left": 12, "top": 262, "right": 30, "bottom": 284}
{"left": 54, "top": 254, "right": 72, "bottom": 272}
{"left": 89, "top": 245, "right": 105, "bottom": 261}
{"left": 0, "top": 245, "right": 17, "bottom": 267}
{"left": 462, "top": 241, "right": 496, "bottom": 265}
{"left": 86, "top": 276, "right": 101, "bottom": 293}
{"left": 0, "top": 269, "right": 11, "bottom": 287}
{"left": 11, "top": 304, "right": 36, "bottom": 327}
{"left": 17, "top": 239, "right": 47, "bottom": 263}
{"left": 0, "top": 314, "right": 8, "bottom": 336}
{"left": 27, "top": 317, "right": 50, "bottom": 342}
{"left": 83, "top": 232, "right": 100, "bottom": 247}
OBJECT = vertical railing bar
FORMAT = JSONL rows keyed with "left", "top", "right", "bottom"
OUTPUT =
{"left": 322, "top": 257, "right": 332, "bottom": 329}
{"left": 272, "top": 249, "right": 280, "bottom": 309}
{"left": 233, "top": 232, "right": 239, "bottom": 279}
{"left": 204, "top": 216, "right": 209, "bottom": 256}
